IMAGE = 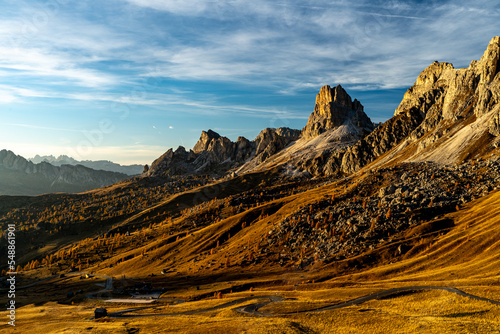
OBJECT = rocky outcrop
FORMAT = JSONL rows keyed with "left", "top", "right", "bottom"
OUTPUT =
{"left": 302, "top": 84, "right": 373, "bottom": 139}
{"left": 340, "top": 108, "right": 425, "bottom": 173}
{"left": 490, "top": 112, "right": 500, "bottom": 137}
{"left": 227, "top": 84, "right": 373, "bottom": 177}
{"left": 146, "top": 147, "right": 196, "bottom": 177}
{"left": 192, "top": 129, "right": 221, "bottom": 153}
{"left": 337, "top": 36, "right": 500, "bottom": 173}
{"left": 144, "top": 127, "right": 301, "bottom": 178}
{"left": 253, "top": 128, "right": 300, "bottom": 163}
{"left": 396, "top": 36, "right": 500, "bottom": 121}
{"left": 0, "top": 150, "right": 128, "bottom": 196}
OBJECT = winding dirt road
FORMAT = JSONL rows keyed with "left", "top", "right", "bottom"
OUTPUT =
{"left": 108, "top": 286, "right": 500, "bottom": 318}
{"left": 10, "top": 273, "right": 500, "bottom": 318}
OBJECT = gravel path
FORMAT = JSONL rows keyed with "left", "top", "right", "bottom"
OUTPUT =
{"left": 107, "top": 286, "right": 500, "bottom": 318}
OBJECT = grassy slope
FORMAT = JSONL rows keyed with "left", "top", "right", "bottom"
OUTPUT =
{"left": 3, "top": 172, "right": 500, "bottom": 333}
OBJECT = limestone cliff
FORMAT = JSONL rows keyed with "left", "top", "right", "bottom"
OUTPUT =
{"left": 340, "top": 36, "right": 500, "bottom": 173}
{"left": 302, "top": 84, "right": 373, "bottom": 139}
{"left": 192, "top": 129, "right": 221, "bottom": 153}
{"left": 235, "top": 86, "right": 375, "bottom": 177}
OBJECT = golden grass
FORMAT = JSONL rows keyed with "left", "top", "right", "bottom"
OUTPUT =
{"left": 4, "top": 287, "right": 500, "bottom": 334}
{"left": 4, "top": 168, "right": 500, "bottom": 332}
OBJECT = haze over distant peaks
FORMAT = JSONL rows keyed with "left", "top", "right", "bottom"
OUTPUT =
{"left": 30, "top": 154, "right": 143, "bottom": 175}
{"left": 0, "top": 150, "right": 129, "bottom": 196}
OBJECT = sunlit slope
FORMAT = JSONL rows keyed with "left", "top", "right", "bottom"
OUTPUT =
{"left": 90, "top": 167, "right": 500, "bottom": 285}
{"left": 92, "top": 175, "right": 345, "bottom": 278}
{"left": 344, "top": 189, "right": 500, "bottom": 283}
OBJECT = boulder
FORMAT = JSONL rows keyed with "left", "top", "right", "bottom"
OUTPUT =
{"left": 94, "top": 308, "right": 108, "bottom": 319}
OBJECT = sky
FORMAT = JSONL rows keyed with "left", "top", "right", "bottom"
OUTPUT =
{"left": 0, "top": 0, "right": 499, "bottom": 165}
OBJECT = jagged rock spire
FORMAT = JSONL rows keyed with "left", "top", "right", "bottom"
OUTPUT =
{"left": 302, "top": 84, "right": 373, "bottom": 139}
{"left": 193, "top": 129, "right": 221, "bottom": 153}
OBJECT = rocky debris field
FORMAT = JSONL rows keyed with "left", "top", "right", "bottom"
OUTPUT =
{"left": 264, "top": 157, "right": 500, "bottom": 268}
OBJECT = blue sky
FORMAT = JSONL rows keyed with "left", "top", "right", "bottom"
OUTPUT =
{"left": 0, "top": 0, "right": 499, "bottom": 165}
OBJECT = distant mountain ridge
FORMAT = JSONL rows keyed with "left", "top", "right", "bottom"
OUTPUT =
{"left": 29, "top": 154, "right": 143, "bottom": 175}
{"left": 0, "top": 150, "right": 129, "bottom": 196}
{"left": 144, "top": 127, "right": 302, "bottom": 178}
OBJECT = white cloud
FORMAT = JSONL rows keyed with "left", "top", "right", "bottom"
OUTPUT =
{"left": 125, "top": 0, "right": 211, "bottom": 15}
{"left": 1, "top": 0, "right": 499, "bottom": 113}
{"left": 0, "top": 11, "right": 130, "bottom": 89}
{"left": 0, "top": 91, "right": 18, "bottom": 103}
{"left": 2, "top": 0, "right": 497, "bottom": 100}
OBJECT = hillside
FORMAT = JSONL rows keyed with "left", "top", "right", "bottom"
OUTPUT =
{"left": 3, "top": 159, "right": 500, "bottom": 333}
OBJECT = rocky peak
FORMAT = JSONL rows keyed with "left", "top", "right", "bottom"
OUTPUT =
{"left": 395, "top": 36, "right": 500, "bottom": 120}
{"left": 477, "top": 35, "right": 500, "bottom": 84}
{"left": 193, "top": 129, "right": 221, "bottom": 153}
{"left": 340, "top": 36, "right": 500, "bottom": 174}
{"left": 275, "top": 127, "right": 302, "bottom": 138}
{"left": 394, "top": 61, "right": 454, "bottom": 118}
{"left": 302, "top": 84, "right": 373, "bottom": 139}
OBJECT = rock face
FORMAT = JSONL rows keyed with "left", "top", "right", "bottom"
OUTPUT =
{"left": 340, "top": 36, "right": 500, "bottom": 173}
{"left": 302, "top": 84, "right": 373, "bottom": 139}
{"left": 394, "top": 37, "right": 500, "bottom": 121}
{"left": 144, "top": 127, "right": 301, "bottom": 178}
{"left": 395, "top": 36, "right": 500, "bottom": 123}
{"left": 0, "top": 150, "right": 129, "bottom": 196}
{"left": 340, "top": 108, "right": 425, "bottom": 173}
{"left": 192, "top": 130, "right": 221, "bottom": 153}
{"left": 254, "top": 128, "right": 300, "bottom": 163}
{"left": 491, "top": 112, "right": 500, "bottom": 137}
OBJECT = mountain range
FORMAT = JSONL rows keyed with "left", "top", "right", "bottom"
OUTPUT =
{"left": 143, "top": 37, "right": 500, "bottom": 180}
{"left": 143, "top": 83, "right": 375, "bottom": 179}
{"left": 29, "top": 155, "right": 143, "bottom": 175}
{"left": 1, "top": 36, "right": 500, "bottom": 333}
{"left": 0, "top": 150, "right": 130, "bottom": 196}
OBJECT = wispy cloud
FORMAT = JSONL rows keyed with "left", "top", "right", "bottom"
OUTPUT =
{"left": 1, "top": 0, "right": 499, "bottom": 162}
{"left": 0, "top": 91, "right": 18, "bottom": 103}
{"left": 2, "top": 0, "right": 497, "bottom": 99}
